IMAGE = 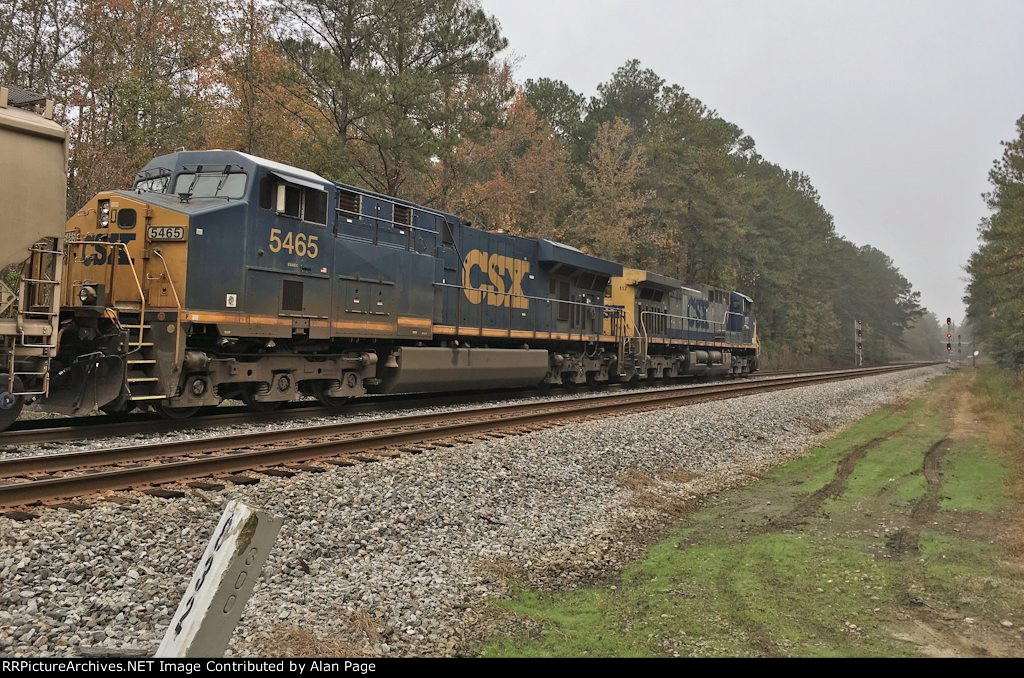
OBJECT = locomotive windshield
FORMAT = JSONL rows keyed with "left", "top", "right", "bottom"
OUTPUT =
{"left": 133, "top": 172, "right": 170, "bottom": 193}
{"left": 173, "top": 171, "right": 247, "bottom": 199}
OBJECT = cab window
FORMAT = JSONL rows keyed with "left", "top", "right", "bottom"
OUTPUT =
{"left": 261, "top": 176, "right": 327, "bottom": 225}
{"left": 134, "top": 173, "right": 170, "bottom": 193}
{"left": 174, "top": 171, "right": 247, "bottom": 199}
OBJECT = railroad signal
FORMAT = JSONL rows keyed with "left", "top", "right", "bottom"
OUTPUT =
{"left": 854, "top": 319, "right": 864, "bottom": 366}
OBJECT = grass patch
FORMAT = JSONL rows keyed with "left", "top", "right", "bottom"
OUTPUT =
{"left": 896, "top": 473, "right": 926, "bottom": 503}
{"left": 487, "top": 532, "right": 913, "bottom": 658}
{"left": 478, "top": 371, "right": 1024, "bottom": 657}
{"left": 776, "top": 406, "right": 915, "bottom": 496}
{"left": 941, "top": 440, "right": 1009, "bottom": 513}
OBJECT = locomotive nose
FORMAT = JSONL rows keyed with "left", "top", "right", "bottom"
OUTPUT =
{"left": 64, "top": 192, "right": 149, "bottom": 307}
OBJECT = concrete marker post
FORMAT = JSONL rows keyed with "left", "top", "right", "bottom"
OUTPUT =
{"left": 156, "top": 499, "right": 283, "bottom": 658}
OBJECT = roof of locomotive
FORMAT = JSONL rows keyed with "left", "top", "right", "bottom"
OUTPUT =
{"left": 133, "top": 151, "right": 766, "bottom": 292}
{"left": 537, "top": 239, "right": 622, "bottom": 277}
{"left": 137, "top": 149, "right": 328, "bottom": 186}
{"left": 136, "top": 150, "right": 471, "bottom": 224}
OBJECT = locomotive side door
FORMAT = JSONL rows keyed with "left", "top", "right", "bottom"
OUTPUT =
{"left": 436, "top": 218, "right": 459, "bottom": 324}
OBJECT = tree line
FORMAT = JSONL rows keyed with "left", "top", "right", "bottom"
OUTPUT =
{"left": 965, "top": 116, "right": 1024, "bottom": 369}
{"left": 0, "top": 0, "right": 936, "bottom": 365}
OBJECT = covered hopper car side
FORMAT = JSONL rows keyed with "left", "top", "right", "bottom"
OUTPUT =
{"left": 0, "top": 86, "right": 67, "bottom": 429}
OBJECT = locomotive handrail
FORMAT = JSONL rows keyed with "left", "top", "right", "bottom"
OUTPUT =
{"left": 151, "top": 248, "right": 183, "bottom": 361}
{"left": 638, "top": 308, "right": 749, "bottom": 357}
{"left": 434, "top": 282, "right": 626, "bottom": 314}
{"left": 334, "top": 207, "right": 440, "bottom": 236}
{"left": 150, "top": 249, "right": 183, "bottom": 311}
{"left": 66, "top": 240, "right": 147, "bottom": 351}
{"left": 640, "top": 307, "right": 733, "bottom": 328}
{"left": 336, "top": 208, "right": 439, "bottom": 255}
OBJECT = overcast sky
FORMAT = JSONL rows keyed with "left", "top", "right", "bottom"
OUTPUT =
{"left": 480, "top": 0, "right": 1024, "bottom": 323}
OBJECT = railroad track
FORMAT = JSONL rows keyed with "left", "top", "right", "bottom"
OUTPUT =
{"left": 0, "top": 364, "right": 932, "bottom": 516}
{"left": 0, "top": 390, "right": 522, "bottom": 447}
{"left": 0, "top": 364, "right": 924, "bottom": 447}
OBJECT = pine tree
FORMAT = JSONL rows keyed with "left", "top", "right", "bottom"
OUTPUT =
{"left": 966, "top": 115, "right": 1024, "bottom": 367}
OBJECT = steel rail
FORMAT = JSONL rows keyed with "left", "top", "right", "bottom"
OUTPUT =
{"left": 0, "top": 389, "right": 537, "bottom": 445}
{"left": 0, "top": 364, "right": 931, "bottom": 509}
{"left": 0, "top": 364, "right": 928, "bottom": 446}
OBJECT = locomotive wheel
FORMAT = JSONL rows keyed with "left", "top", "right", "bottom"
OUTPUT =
{"left": 152, "top": 401, "right": 201, "bottom": 419}
{"left": 240, "top": 385, "right": 283, "bottom": 412}
{"left": 0, "top": 376, "right": 24, "bottom": 432}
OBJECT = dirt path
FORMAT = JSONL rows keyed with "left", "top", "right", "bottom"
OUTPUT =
{"left": 887, "top": 438, "right": 951, "bottom": 556}
{"left": 772, "top": 426, "right": 910, "bottom": 531}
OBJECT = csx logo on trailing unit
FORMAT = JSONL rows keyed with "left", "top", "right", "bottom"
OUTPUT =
{"left": 461, "top": 249, "right": 530, "bottom": 308}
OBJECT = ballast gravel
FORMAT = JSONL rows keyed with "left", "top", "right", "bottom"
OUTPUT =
{"left": 0, "top": 370, "right": 882, "bottom": 460}
{"left": 0, "top": 366, "right": 941, "bottom": 657}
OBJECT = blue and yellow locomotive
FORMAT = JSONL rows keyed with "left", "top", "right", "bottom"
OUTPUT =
{"left": 43, "top": 149, "right": 758, "bottom": 418}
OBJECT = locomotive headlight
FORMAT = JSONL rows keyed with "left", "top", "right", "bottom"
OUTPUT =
{"left": 79, "top": 285, "right": 97, "bottom": 305}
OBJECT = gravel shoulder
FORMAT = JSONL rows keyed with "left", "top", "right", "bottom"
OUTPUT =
{"left": 0, "top": 366, "right": 941, "bottom": 657}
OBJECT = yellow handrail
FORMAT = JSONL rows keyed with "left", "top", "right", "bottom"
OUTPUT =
{"left": 151, "top": 248, "right": 183, "bottom": 361}
{"left": 67, "top": 240, "right": 147, "bottom": 351}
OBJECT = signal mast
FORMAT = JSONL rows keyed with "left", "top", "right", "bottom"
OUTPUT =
{"left": 854, "top": 320, "right": 863, "bottom": 366}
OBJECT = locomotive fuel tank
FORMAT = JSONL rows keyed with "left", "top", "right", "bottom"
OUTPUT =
{"left": 376, "top": 346, "right": 550, "bottom": 393}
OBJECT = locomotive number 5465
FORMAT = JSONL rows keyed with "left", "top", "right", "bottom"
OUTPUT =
{"left": 268, "top": 228, "right": 319, "bottom": 258}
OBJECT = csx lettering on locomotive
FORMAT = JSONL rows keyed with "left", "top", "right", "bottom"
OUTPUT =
{"left": 461, "top": 249, "right": 530, "bottom": 308}
{"left": 81, "top": 233, "right": 135, "bottom": 266}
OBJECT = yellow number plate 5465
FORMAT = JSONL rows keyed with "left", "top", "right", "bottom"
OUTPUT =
{"left": 148, "top": 226, "right": 185, "bottom": 241}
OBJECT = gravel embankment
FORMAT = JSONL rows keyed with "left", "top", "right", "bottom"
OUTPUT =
{"left": 0, "top": 366, "right": 941, "bottom": 657}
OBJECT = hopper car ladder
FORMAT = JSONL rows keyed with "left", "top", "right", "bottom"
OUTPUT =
{"left": 1, "top": 239, "right": 63, "bottom": 397}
